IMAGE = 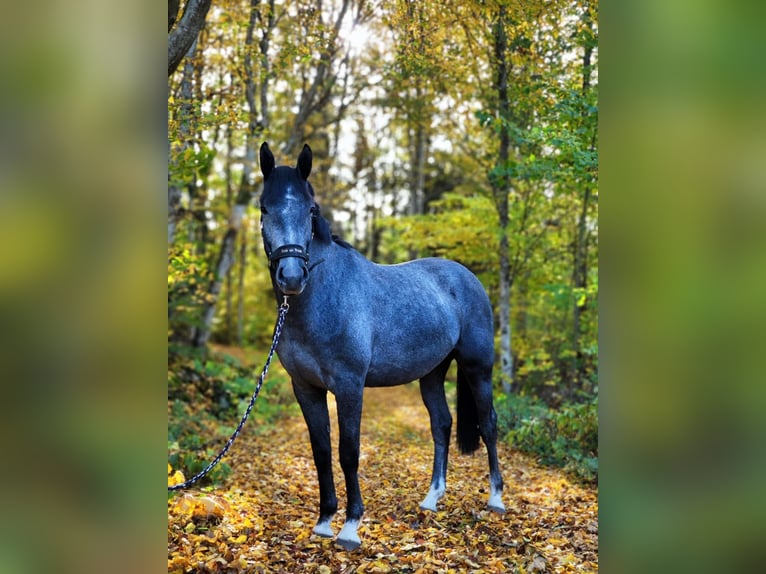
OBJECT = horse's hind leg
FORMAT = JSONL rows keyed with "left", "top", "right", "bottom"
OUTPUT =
{"left": 292, "top": 382, "right": 338, "bottom": 538}
{"left": 459, "top": 363, "right": 505, "bottom": 513}
{"left": 419, "top": 357, "right": 453, "bottom": 511}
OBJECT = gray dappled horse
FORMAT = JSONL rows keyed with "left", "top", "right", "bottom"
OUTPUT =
{"left": 258, "top": 143, "right": 505, "bottom": 550}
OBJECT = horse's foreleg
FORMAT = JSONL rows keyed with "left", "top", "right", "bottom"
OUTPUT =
{"left": 335, "top": 389, "right": 364, "bottom": 551}
{"left": 419, "top": 360, "right": 452, "bottom": 511}
{"left": 293, "top": 383, "right": 338, "bottom": 537}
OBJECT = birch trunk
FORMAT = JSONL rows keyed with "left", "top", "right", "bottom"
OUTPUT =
{"left": 492, "top": 6, "right": 514, "bottom": 394}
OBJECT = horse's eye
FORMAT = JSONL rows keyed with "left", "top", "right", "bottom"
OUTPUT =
{"left": 260, "top": 206, "right": 268, "bottom": 215}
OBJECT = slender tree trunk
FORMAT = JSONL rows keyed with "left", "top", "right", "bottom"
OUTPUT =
{"left": 569, "top": 9, "right": 596, "bottom": 393}
{"left": 492, "top": 6, "right": 513, "bottom": 394}
{"left": 408, "top": 83, "right": 427, "bottom": 217}
{"left": 168, "top": 39, "right": 198, "bottom": 245}
{"left": 193, "top": 0, "right": 272, "bottom": 347}
{"left": 409, "top": 116, "right": 427, "bottom": 216}
{"left": 224, "top": 128, "right": 234, "bottom": 343}
{"left": 570, "top": 186, "right": 591, "bottom": 388}
{"left": 237, "top": 229, "right": 247, "bottom": 346}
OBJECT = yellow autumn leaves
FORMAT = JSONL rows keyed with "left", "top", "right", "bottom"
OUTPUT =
{"left": 168, "top": 463, "right": 185, "bottom": 488}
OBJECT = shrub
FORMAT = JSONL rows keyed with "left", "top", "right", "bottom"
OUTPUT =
{"left": 496, "top": 392, "right": 598, "bottom": 483}
{"left": 167, "top": 348, "right": 297, "bottom": 490}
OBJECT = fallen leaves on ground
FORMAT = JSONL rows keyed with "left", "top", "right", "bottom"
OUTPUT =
{"left": 168, "top": 383, "right": 597, "bottom": 573}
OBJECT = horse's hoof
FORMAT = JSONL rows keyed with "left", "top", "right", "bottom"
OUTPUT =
{"left": 487, "top": 503, "right": 506, "bottom": 514}
{"left": 335, "top": 537, "right": 361, "bottom": 551}
{"left": 312, "top": 521, "right": 334, "bottom": 538}
{"left": 419, "top": 502, "right": 437, "bottom": 512}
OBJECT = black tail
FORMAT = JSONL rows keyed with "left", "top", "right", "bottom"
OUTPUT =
{"left": 456, "top": 367, "right": 481, "bottom": 454}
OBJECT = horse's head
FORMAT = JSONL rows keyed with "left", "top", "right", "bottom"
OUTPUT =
{"left": 258, "top": 142, "right": 318, "bottom": 296}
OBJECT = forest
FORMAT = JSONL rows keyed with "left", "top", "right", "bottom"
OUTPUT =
{"left": 168, "top": 0, "right": 597, "bottom": 570}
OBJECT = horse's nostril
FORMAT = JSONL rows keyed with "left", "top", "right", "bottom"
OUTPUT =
{"left": 276, "top": 260, "right": 308, "bottom": 295}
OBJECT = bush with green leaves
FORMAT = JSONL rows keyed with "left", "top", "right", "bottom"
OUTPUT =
{"left": 496, "top": 392, "right": 598, "bottom": 483}
{"left": 168, "top": 350, "right": 297, "bottom": 490}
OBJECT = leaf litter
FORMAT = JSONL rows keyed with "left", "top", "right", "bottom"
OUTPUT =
{"left": 169, "top": 383, "right": 597, "bottom": 573}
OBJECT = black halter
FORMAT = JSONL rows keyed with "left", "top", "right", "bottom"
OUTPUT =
{"left": 263, "top": 206, "right": 319, "bottom": 270}
{"left": 268, "top": 243, "right": 309, "bottom": 267}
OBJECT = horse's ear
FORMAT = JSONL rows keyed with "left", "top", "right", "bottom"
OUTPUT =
{"left": 297, "top": 144, "right": 312, "bottom": 180}
{"left": 260, "top": 142, "right": 275, "bottom": 180}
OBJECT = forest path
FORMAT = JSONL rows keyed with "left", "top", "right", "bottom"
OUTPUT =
{"left": 169, "top": 381, "right": 598, "bottom": 573}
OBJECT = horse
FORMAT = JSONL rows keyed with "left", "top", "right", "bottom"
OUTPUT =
{"left": 258, "top": 142, "right": 505, "bottom": 550}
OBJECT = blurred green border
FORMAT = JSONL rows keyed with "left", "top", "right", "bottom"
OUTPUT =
{"left": 0, "top": 2, "right": 166, "bottom": 573}
{"left": 601, "top": 0, "right": 766, "bottom": 572}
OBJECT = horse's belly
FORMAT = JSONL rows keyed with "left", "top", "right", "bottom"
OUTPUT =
{"left": 364, "top": 333, "right": 456, "bottom": 387}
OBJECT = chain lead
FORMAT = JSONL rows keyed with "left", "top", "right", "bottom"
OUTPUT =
{"left": 169, "top": 301, "right": 289, "bottom": 491}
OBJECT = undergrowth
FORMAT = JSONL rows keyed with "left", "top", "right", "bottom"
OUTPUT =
{"left": 168, "top": 347, "right": 297, "bottom": 490}
{"left": 495, "top": 392, "right": 598, "bottom": 484}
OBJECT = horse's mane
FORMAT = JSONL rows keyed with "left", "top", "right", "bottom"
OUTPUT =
{"left": 308, "top": 181, "right": 353, "bottom": 250}
{"left": 313, "top": 206, "right": 354, "bottom": 250}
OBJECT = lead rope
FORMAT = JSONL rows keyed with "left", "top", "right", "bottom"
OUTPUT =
{"left": 169, "top": 296, "right": 290, "bottom": 491}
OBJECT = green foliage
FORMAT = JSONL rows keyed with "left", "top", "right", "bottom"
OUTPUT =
{"left": 167, "top": 349, "right": 297, "bottom": 488}
{"left": 378, "top": 193, "right": 499, "bottom": 285}
{"left": 168, "top": 244, "right": 213, "bottom": 346}
{"left": 496, "top": 392, "right": 598, "bottom": 484}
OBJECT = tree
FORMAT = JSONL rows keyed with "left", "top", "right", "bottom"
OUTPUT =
{"left": 192, "top": 0, "right": 276, "bottom": 347}
{"left": 168, "top": 0, "right": 213, "bottom": 76}
{"left": 490, "top": 3, "right": 514, "bottom": 394}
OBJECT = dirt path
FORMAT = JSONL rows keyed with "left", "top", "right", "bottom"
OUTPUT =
{"left": 168, "top": 383, "right": 598, "bottom": 573}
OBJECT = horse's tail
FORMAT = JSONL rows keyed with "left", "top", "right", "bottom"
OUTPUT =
{"left": 456, "top": 367, "right": 481, "bottom": 455}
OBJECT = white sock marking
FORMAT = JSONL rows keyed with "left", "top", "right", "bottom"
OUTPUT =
{"left": 312, "top": 518, "right": 334, "bottom": 538}
{"left": 337, "top": 518, "right": 361, "bottom": 548}
{"left": 487, "top": 484, "right": 505, "bottom": 512}
{"left": 419, "top": 479, "right": 445, "bottom": 511}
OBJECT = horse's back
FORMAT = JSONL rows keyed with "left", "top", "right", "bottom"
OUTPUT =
{"left": 383, "top": 258, "right": 491, "bottom": 321}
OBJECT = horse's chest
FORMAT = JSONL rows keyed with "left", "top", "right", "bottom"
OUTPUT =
{"left": 277, "top": 325, "right": 369, "bottom": 388}
{"left": 277, "top": 339, "right": 322, "bottom": 384}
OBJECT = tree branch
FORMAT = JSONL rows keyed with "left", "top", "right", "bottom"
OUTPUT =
{"left": 168, "top": 0, "right": 213, "bottom": 76}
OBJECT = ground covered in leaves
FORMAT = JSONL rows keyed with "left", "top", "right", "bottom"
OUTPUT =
{"left": 168, "top": 379, "right": 597, "bottom": 573}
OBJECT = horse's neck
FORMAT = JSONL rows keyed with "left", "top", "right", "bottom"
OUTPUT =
{"left": 273, "top": 240, "right": 358, "bottom": 310}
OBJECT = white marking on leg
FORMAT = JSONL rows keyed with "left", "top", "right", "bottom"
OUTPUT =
{"left": 487, "top": 483, "right": 505, "bottom": 513}
{"left": 336, "top": 518, "right": 361, "bottom": 550}
{"left": 419, "top": 479, "right": 445, "bottom": 511}
{"left": 312, "top": 517, "right": 334, "bottom": 538}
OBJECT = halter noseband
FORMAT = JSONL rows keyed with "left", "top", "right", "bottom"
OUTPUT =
{"left": 264, "top": 206, "right": 318, "bottom": 270}
{"left": 268, "top": 243, "right": 309, "bottom": 267}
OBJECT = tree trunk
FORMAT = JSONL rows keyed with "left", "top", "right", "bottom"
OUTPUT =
{"left": 237, "top": 229, "right": 247, "bottom": 346}
{"left": 224, "top": 128, "right": 234, "bottom": 343}
{"left": 168, "top": 38, "right": 198, "bottom": 245}
{"left": 569, "top": 8, "right": 596, "bottom": 394}
{"left": 409, "top": 115, "right": 427, "bottom": 216}
{"left": 194, "top": 210, "right": 244, "bottom": 347}
{"left": 570, "top": 186, "right": 591, "bottom": 390}
{"left": 492, "top": 6, "right": 513, "bottom": 394}
{"left": 193, "top": 0, "right": 272, "bottom": 347}
{"left": 168, "top": 0, "right": 212, "bottom": 76}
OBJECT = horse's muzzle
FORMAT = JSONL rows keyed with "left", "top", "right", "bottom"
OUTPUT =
{"left": 275, "top": 258, "right": 309, "bottom": 295}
